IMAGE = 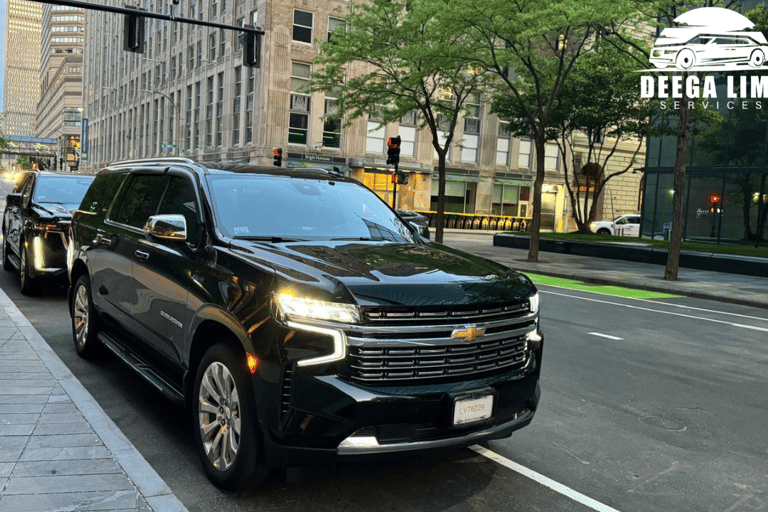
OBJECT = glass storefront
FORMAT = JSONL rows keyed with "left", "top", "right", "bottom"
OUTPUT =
{"left": 430, "top": 176, "right": 479, "bottom": 214}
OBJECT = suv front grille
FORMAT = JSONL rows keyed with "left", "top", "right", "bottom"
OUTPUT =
{"left": 340, "top": 305, "right": 536, "bottom": 385}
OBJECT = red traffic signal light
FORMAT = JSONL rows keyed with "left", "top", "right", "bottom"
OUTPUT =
{"left": 273, "top": 148, "right": 282, "bottom": 167}
{"left": 710, "top": 195, "right": 720, "bottom": 204}
{"left": 386, "top": 136, "right": 401, "bottom": 165}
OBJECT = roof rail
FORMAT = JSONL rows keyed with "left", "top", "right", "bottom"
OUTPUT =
{"left": 109, "top": 157, "right": 196, "bottom": 166}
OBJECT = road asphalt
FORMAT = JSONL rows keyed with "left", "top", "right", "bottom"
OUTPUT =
{"left": 0, "top": 230, "right": 764, "bottom": 512}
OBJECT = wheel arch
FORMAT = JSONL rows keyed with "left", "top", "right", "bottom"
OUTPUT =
{"left": 184, "top": 316, "right": 256, "bottom": 411}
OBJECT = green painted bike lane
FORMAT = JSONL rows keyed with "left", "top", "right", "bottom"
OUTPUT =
{"left": 524, "top": 273, "right": 681, "bottom": 300}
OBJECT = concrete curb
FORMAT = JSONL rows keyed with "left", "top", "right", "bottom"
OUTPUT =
{"left": 0, "top": 286, "right": 189, "bottom": 512}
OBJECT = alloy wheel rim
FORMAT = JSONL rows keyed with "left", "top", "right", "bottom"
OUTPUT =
{"left": 198, "top": 361, "right": 242, "bottom": 472}
{"left": 73, "top": 285, "right": 89, "bottom": 347}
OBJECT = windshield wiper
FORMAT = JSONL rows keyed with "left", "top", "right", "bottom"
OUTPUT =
{"left": 329, "top": 237, "right": 378, "bottom": 241}
{"left": 232, "top": 235, "right": 305, "bottom": 243}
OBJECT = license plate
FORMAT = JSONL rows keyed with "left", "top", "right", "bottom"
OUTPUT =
{"left": 453, "top": 394, "right": 494, "bottom": 426}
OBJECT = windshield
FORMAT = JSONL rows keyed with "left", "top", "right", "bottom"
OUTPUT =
{"left": 33, "top": 176, "right": 95, "bottom": 204}
{"left": 206, "top": 174, "right": 418, "bottom": 243}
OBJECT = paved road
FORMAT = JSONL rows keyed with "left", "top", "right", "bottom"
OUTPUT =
{"left": 2, "top": 179, "right": 767, "bottom": 511}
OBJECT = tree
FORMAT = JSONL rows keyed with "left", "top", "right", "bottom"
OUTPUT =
{"left": 549, "top": 43, "right": 655, "bottom": 233}
{"left": 600, "top": 0, "right": 738, "bottom": 279}
{"left": 309, "top": 0, "right": 487, "bottom": 243}
{"left": 16, "top": 156, "right": 32, "bottom": 170}
{"left": 442, "top": 0, "right": 637, "bottom": 261}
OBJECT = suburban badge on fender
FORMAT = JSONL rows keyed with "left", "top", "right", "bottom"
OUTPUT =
{"left": 451, "top": 325, "right": 486, "bottom": 342}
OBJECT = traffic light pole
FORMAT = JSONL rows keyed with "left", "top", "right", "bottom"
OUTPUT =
{"left": 392, "top": 161, "right": 398, "bottom": 210}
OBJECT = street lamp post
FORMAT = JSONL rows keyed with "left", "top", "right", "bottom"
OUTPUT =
{"left": 142, "top": 89, "right": 181, "bottom": 157}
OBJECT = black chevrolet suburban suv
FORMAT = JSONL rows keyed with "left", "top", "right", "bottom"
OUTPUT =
{"left": 68, "top": 157, "right": 542, "bottom": 490}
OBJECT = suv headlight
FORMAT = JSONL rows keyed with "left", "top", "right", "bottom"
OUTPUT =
{"left": 275, "top": 292, "right": 361, "bottom": 324}
{"left": 528, "top": 292, "right": 540, "bottom": 315}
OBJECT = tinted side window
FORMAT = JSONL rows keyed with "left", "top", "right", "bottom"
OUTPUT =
{"left": 157, "top": 177, "right": 201, "bottom": 245}
{"left": 20, "top": 175, "right": 35, "bottom": 206}
{"left": 80, "top": 172, "right": 130, "bottom": 223}
{"left": 114, "top": 175, "right": 170, "bottom": 229}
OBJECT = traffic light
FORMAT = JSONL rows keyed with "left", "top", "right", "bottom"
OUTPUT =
{"left": 243, "top": 25, "right": 261, "bottom": 68}
{"left": 123, "top": 7, "right": 146, "bottom": 53}
{"left": 386, "top": 136, "right": 401, "bottom": 165}
{"left": 710, "top": 194, "right": 721, "bottom": 213}
{"left": 273, "top": 148, "right": 282, "bottom": 167}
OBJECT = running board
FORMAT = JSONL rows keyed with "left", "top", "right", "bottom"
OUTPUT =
{"left": 98, "top": 331, "right": 185, "bottom": 404}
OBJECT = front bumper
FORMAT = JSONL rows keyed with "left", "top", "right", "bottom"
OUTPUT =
{"left": 260, "top": 357, "right": 541, "bottom": 466}
{"left": 27, "top": 231, "right": 68, "bottom": 279}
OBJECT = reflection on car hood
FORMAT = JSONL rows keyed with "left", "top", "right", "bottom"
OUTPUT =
{"left": 32, "top": 202, "right": 80, "bottom": 219}
{"left": 229, "top": 240, "right": 534, "bottom": 306}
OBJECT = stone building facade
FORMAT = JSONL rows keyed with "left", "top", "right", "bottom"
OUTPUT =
{"left": 82, "top": 0, "right": 643, "bottom": 231}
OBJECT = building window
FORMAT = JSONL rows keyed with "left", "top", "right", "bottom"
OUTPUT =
{"left": 434, "top": 115, "right": 452, "bottom": 160}
{"left": 186, "top": 85, "right": 193, "bottom": 150}
{"left": 233, "top": 67, "right": 241, "bottom": 145}
{"left": 216, "top": 72, "right": 224, "bottom": 147}
{"left": 289, "top": 62, "right": 311, "bottom": 145}
{"left": 206, "top": 76, "right": 214, "bottom": 147}
{"left": 492, "top": 183, "right": 527, "bottom": 216}
{"left": 366, "top": 106, "right": 385, "bottom": 154}
{"left": 236, "top": 17, "right": 244, "bottom": 51}
{"left": 399, "top": 110, "right": 417, "bottom": 157}
{"left": 211, "top": 0, "right": 217, "bottom": 18}
{"left": 209, "top": 33, "right": 216, "bottom": 61}
{"left": 544, "top": 143, "right": 559, "bottom": 171}
{"left": 171, "top": 56, "right": 176, "bottom": 80}
{"left": 363, "top": 172, "right": 394, "bottom": 207}
{"left": 462, "top": 96, "right": 481, "bottom": 162}
{"left": 496, "top": 121, "right": 511, "bottom": 166}
{"left": 219, "top": 28, "right": 225, "bottom": 56}
{"left": 246, "top": 67, "right": 254, "bottom": 143}
{"left": 518, "top": 139, "right": 531, "bottom": 168}
{"left": 328, "top": 17, "right": 345, "bottom": 42}
{"left": 194, "top": 81, "right": 201, "bottom": 149}
{"left": 293, "top": 10, "right": 313, "bottom": 43}
{"left": 196, "top": 40, "right": 202, "bottom": 67}
{"left": 188, "top": 45, "right": 194, "bottom": 70}
{"left": 323, "top": 97, "right": 341, "bottom": 148}
{"left": 430, "top": 178, "right": 477, "bottom": 214}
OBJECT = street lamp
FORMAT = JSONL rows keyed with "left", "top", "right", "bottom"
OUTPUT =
{"left": 142, "top": 89, "right": 181, "bottom": 157}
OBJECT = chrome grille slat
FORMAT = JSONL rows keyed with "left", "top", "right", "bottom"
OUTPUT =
{"left": 346, "top": 323, "right": 535, "bottom": 347}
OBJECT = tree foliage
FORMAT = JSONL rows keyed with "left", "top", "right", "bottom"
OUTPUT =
{"left": 439, "top": 0, "right": 638, "bottom": 261}
{"left": 310, "top": 0, "right": 488, "bottom": 243}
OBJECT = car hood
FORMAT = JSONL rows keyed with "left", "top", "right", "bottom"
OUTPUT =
{"left": 31, "top": 202, "right": 80, "bottom": 219}
{"left": 229, "top": 240, "right": 535, "bottom": 306}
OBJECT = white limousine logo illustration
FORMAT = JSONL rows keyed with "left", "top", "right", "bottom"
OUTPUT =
{"left": 649, "top": 7, "right": 768, "bottom": 71}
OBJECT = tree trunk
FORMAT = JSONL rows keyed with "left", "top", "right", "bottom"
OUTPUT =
{"left": 435, "top": 151, "right": 447, "bottom": 244}
{"left": 664, "top": 97, "right": 690, "bottom": 281}
{"left": 527, "top": 137, "right": 546, "bottom": 262}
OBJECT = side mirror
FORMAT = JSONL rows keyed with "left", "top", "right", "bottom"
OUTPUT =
{"left": 145, "top": 214, "right": 187, "bottom": 241}
{"left": 6, "top": 193, "right": 22, "bottom": 207}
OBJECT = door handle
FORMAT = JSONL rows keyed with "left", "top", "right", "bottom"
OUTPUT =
{"left": 96, "top": 233, "right": 114, "bottom": 247}
{"left": 135, "top": 250, "right": 150, "bottom": 261}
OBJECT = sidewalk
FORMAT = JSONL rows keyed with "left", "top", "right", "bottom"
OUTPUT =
{"left": 441, "top": 230, "right": 768, "bottom": 310}
{"left": 0, "top": 286, "right": 188, "bottom": 512}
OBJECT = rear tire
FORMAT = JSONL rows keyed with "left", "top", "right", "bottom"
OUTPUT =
{"left": 71, "top": 274, "right": 103, "bottom": 359}
{"left": 2, "top": 235, "right": 13, "bottom": 272}
{"left": 750, "top": 49, "right": 765, "bottom": 68}
{"left": 596, "top": 228, "right": 611, "bottom": 235}
{"left": 193, "top": 343, "right": 268, "bottom": 491}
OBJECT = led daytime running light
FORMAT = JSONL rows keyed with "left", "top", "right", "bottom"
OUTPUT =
{"left": 528, "top": 292, "right": 540, "bottom": 314}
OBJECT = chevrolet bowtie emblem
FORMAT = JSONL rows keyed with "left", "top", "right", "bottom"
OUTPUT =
{"left": 451, "top": 325, "right": 486, "bottom": 342}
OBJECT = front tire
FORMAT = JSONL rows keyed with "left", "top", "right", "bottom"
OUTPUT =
{"left": 750, "top": 49, "right": 765, "bottom": 68}
{"left": 596, "top": 228, "right": 611, "bottom": 235}
{"left": 19, "top": 242, "right": 37, "bottom": 295}
{"left": 193, "top": 343, "right": 268, "bottom": 491}
{"left": 71, "top": 274, "right": 103, "bottom": 359}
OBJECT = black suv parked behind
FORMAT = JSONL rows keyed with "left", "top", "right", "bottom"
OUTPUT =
{"left": 68, "top": 158, "right": 542, "bottom": 490}
{"left": 2, "top": 170, "right": 95, "bottom": 294}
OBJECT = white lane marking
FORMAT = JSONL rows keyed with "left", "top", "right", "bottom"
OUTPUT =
{"left": 588, "top": 332, "right": 624, "bottom": 341}
{"left": 470, "top": 445, "right": 621, "bottom": 512}
{"left": 541, "top": 290, "right": 768, "bottom": 333}
{"left": 636, "top": 298, "right": 768, "bottom": 323}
